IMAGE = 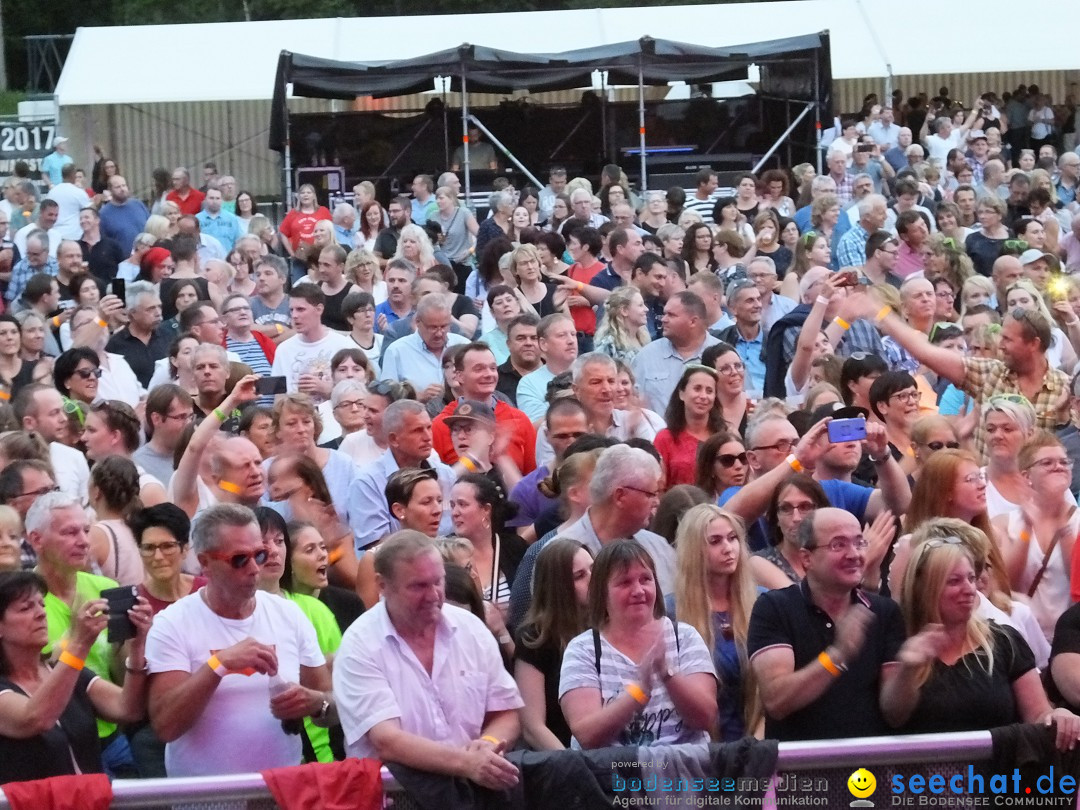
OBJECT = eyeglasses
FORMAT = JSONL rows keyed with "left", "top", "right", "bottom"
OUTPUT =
{"left": 716, "top": 361, "right": 745, "bottom": 377}
{"left": 1026, "top": 457, "right": 1075, "bottom": 472}
{"left": 74, "top": 367, "right": 102, "bottom": 380}
{"left": 923, "top": 440, "right": 960, "bottom": 451}
{"left": 914, "top": 536, "right": 965, "bottom": 572}
{"left": 889, "top": 390, "right": 920, "bottom": 404}
{"left": 1003, "top": 239, "right": 1029, "bottom": 252}
{"left": 623, "top": 485, "right": 660, "bottom": 501}
{"left": 140, "top": 541, "right": 182, "bottom": 557}
{"left": 204, "top": 548, "right": 269, "bottom": 569}
{"left": 961, "top": 470, "right": 988, "bottom": 485}
{"left": 751, "top": 438, "right": 797, "bottom": 454}
{"left": 806, "top": 537, "right": 869, "bottom": 553}
{"left": 197, "top": 317, "right": 223, "bottom": 326}
{"left": 163, "top": 411, "right": 195, "bottom": 423}
{"left": 223, "top": 306, "right": 251, "bottom": 315}
{"left": 715, "top": 452, "right": 748, "bottom": 468}
{"left": 334, "top": 399, "right": 365, "bottom": 411}
{"left": 16, "top": 484, "right": 59, "bottom": 499}
{"left": 988, "top": 393, "right": 1030, "bottom": 407}
{"left": 935, "top": 290, "right": 955, "bottom": 300}
{"left": 777, "top": 502, "right": 816, "bottom": 516}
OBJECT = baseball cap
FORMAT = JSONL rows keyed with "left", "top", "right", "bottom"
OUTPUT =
{"left": 445, "top": 399, "right": 495, "bottom": 427}
{"left": 966, "top": 130, "right": 987, "bottom": 142}
{"left": 53, "top": 136, "right": 69, "bottom": 146}
{"left": 1019, "top": 248, "right": 1059, "bottom": 269}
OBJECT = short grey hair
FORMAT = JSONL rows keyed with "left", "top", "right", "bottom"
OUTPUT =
{"left": 857, "top": 194, "right": 887, "bottom": 218}
{"left": 810, "top": 175, "right": 836, "bottom": 194}
{"left": 192, "top": 503, "right": 258, "bottom": 554}
{"left": 25, "top": 491, "right": 82, "bottom": 538}
{"left": 571, "top": 352, "right": 616, "bottom": 385}
{"left": 192, "top": 342, "right": 228, "bottom": 366}
{"left": 489, "top": 190, "right": 515, "bottom": 212}
{"left": 330, "top": 378, "right": 367, "bottom": 408}
{"left": 415, "top": 293, "right": 450, "bottom": 322}
{"left": 25, "top": 230, "right": 49, "bottom": 253}
{"left": 125, "top": 279, "right": 158, "bottom": 310}
{"left": 655, "top": 223, "right": 683, "bottom": 242}
{"left": 383, "top": 399, "right": 427, "bottom": 437}
{"left": 747, "top": 255, "right": 776, "bottom": 275}
{"left": 437, "top": 171, "right": 458, "bottom": 188}
{"left": 236, "top": 234, "right": 260, "bottom": 253}
{"left": 744, "top": 412, "right": 792, "bottom": 451}
{"left": 588, "top": 445, "right": 660, "bottom": 503}
{"left": 570, "top": 188, "right": 593, "bottom": 204}
{"left": 332, "top": 203, "right": 356, "bottom": 224}
{"left": 255, "top": 253, "right": 288, "bottom": 280}
{"left": 374, "top": 529, "right": 440, "bottom": 582}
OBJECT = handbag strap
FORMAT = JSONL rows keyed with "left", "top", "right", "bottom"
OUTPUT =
{"left": 1027, "top": 506, "right": 1076, "bottom": 598}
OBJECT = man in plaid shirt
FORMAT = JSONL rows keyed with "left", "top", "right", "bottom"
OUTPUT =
{"left": 839, "top": 293, "right": 1069, "bottom": 462}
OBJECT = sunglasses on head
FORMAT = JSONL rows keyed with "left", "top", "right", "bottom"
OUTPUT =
{"left": 204, "top": 549, "right": 269, "bottom": 569}
{"left": 715, "top": 452, "right": 748, "bottom": 468}
{"left": 929, "top": 321, "right": 963, "bottom": 343}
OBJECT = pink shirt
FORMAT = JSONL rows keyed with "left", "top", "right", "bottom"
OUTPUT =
{"left": 894, "top": 241, "right": 926, "bottom": 279}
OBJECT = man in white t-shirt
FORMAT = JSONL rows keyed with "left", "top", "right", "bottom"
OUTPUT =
{"left": 45, "top": 163, "right": 91, "bottom": 241}
{"left": 271, "top": 284, "right": 354, "bottom": 405}
{"left": 921, "top": 109, "right": 978, "bottom": 169}
{"left": 334, "top": 530, "right": 522, "bottom": 787}
{"left": 146, "top": 504, "right": 332, "bottom": 776}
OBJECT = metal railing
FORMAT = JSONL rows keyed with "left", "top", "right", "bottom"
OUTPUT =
{"left": 0, "top": 730, "right": 995, "bottom": 808}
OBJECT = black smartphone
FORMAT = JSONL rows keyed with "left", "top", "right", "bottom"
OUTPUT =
{"left": 857, "top": 143, "right": 874, "bottom": 153}
{"left": 110, "top": 279, "right": 126, "bottom": 302}
{"left": 101, "top": 585, "right": 138, "bottom": 644}
{"left": 255, "top": 375, "right": 288, "bottom": 396}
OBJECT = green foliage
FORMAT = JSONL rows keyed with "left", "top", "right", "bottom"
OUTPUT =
{"left": 0, "top": 91, "right": 26, "bottom": 116}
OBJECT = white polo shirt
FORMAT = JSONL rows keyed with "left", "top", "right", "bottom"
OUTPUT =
{"left": 333, "top": 600, "right": 523, "bottom": 759}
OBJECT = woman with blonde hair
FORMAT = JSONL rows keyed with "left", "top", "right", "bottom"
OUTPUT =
{"left": 993, "top": 431, "right": 1077, "bottom": 643}
{"left": 752, "top": 210, "right": 792, "bottom": 277}
{"left": 392, "top": 223, "right": 437, "bottom": 272}
{"left": 503, "top": 243, "right": 565, "bottom": 318}
{"left": 143, "top": 214, "right": 171, "bottom": 242}
{"left": 593, "top": 285, "right": 650, "bottom": 364}
{"left": 809, "top": 193, "right": 840, "bottom": 256}
{"left": 881, "top": 527, "right": 1077, "bottom": 741}
{"left": 779, "top": 231, "right": 831, "bottom": 300}
{"left": 925, "top": 233, "right": 974, "bottom": 295}
{"left": 672, "top": 504, "right": 760, "bottom": 740}
{"left": 910, "top": 414, "right": 960, "bottom": 481}
{"left": 345, "top": 248, "right": 387, "bottom": 304}
{"left": 959, "top": 275, "right": 995, "bottom": 314}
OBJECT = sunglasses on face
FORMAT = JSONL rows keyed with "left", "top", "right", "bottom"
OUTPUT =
{"left": 74, "top": 367, "right": 103, "bottom": 380}
{"left": 715, "top": 452, "right": 748, "bottom": 468}
{"left": 923, "top": 440, "right": 960, "bottom": 451}
{"left": 204, "top": 548, "right": 269, "bottom": 569}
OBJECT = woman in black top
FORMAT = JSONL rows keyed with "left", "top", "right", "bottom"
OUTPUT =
{"left": 514, "top": 538, "right": 593, "bottom": 749}
{"left": 0, "top": 571, "right": 151, "bottom": 784}
{"left": 882, "top": 538, "right": 1080, "bottom": 747}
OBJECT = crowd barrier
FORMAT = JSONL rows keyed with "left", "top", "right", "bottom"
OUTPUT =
{"left": 0, "top": 730, "right": 999, "bottom": 809}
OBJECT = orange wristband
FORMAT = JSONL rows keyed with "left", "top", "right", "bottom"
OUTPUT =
{"left": 786, "top": 454, "right": 803, "bottom": 473}
{"left": 875, "top": 305, "right": 891, "bottom": 323}
{"left": 833, "top": 316, "right": 851, "bottom": 331}
{"left": 328, "top": 546, "right": 344, "bottom": 565}
{"left": 59, "top": 651, "right": 85, "bottom": 671}
{"left": 207, "top": 654, "right": 227, "bottom": 677}
{"left": 218, "top": 480, "right": 242, "bottom": 495}
{"left": 625, "top": 682, "right": 648, "bottom": 705}
{"left": 96, "top": 318, "right": 108, "bottom": 328}
{"left": 818, "top": 651, "right": 842, "bottom": 677}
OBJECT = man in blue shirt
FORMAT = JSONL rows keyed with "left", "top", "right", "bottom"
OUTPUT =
{"left": 98, "top": 175, "right": 149, "bottom": 254}
{"left": 379, "top": 293, "right": 468, "bottom": 399}
{"left": 39, "top": 137, "right": 73, "bottom": 189}
{"left": 195, "top": 188, "right": 243, "bottom": 252}
{"left": 793, "top": 176, "right": 837, "bottom": 233}
{"left": 715, "top": 278, "right": 766, "bottom": 394}
{"left": 374, "top": 259, "right": 416, "bottom": 333}
{"left": 835, "top": 194, "right": 888, "bottom": 268}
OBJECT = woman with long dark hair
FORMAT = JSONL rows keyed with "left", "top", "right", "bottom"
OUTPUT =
{"left": 654, "top": 365, "right": 724, "bottom": 489}
{"left": 514, "top": 538, "right": 593, "bottom": 749}
{"left": 695, "top": 431, "right": 749, "bottom": 501}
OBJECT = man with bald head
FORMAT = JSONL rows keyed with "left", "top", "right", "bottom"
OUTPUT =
{"left": 883, "top": 127, "right": 913, "bottom": 172}
{"left": 748, "top": 506, "right": 905, "bottom": 741}
{"left": 990, "top": 254, "right": 1023, "bottom": 314}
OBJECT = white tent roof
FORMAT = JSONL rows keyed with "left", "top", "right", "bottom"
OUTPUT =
{"left": 55, "top": 0, "right": 1080, "bottom": 107}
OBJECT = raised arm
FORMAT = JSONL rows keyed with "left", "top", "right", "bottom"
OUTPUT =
{"left": 862, "top": 422, "right": 912, "bottom": 520}
{"left": 839, "top": 291, "right": 966, "bottom": 385}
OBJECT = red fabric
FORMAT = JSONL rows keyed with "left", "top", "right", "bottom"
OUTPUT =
{"left": 166, "top": 187, "right": 206, "bottom": 216}
{"left": 566, "top": 260, "right": 604, "bottom": 334}
{"left": 279, "top": 207, "right": 332, "bottom": 251}
{"left": 262, "top": 758, "right": 383, "bottom": 810}
{"left": 433, "top": 399, "right": 537, "bottom": 474}
{"left": 3, "top": 773, "right": 112, "bottom": 810}
{"left": 221, "top": 328, "right": 276, "bottom": 364}
{"left": 654, "top": 428, "right": 702, "bottom": 489}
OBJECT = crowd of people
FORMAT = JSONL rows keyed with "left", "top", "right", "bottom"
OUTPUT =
{"left": 3, "top": 82, "right": 1080, "bottom": 790}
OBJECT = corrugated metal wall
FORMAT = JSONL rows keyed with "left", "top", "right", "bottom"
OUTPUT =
{"left": 58, "top": 72, "right": 1080, "bottom": 201}
{"left": 836, "top": 71, "right": 1080, "bottom": 115}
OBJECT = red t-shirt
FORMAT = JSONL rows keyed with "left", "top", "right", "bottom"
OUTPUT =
{"left": 279, "top": 206, "right": 333, "bottom": 251}
{"left": 432, "top": 399, "right": 537, "bottom": 474}
{"left": 655, "top": 428, "right": 702, "bottom": 489}
{"left": 166, "top": 187, "right": 206, "bottom": 216}
{"left": 566, "top": 260, "right": 605, "bottom": 335}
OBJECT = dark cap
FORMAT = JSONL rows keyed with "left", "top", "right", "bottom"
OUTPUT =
{"left": 445, "top": 399, "right": 495, "bottom": 427}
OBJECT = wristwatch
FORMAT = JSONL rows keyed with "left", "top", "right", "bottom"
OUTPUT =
{"left": 314, "top": 698, "right": 331, "bottom": 721}
{"left": 660, "top": 666, "right": 676, "bottom": 683}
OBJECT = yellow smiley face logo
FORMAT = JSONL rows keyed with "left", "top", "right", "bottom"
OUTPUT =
{"left": 848, "top": 768, "right": 876, "bottom": 799}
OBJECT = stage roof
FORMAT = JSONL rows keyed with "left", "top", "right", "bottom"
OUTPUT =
{"left": 54, "top": 0, "right": 1080, "bottom": 108}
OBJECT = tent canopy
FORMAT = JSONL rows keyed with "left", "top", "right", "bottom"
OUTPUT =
{"left": 54, "top": 0, "right": 1080, "bottom": 109}
{"left": 270, "top": 33, "right": 829, "bottom": 151}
